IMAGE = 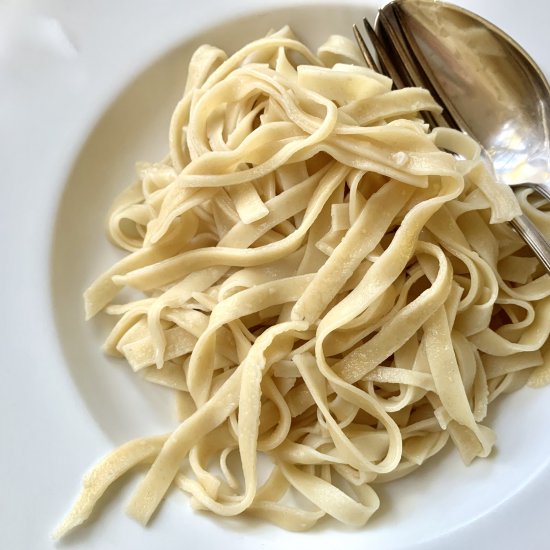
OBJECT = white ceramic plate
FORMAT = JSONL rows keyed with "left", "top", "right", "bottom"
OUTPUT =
{"left": 2, "top": 1, "right": 550, "bottom": 548}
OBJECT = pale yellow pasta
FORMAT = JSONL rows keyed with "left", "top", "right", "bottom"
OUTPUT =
{"left": 54, "top": 27, "right": 550, "bottom": 539}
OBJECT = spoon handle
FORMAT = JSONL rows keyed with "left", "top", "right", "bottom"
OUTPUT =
{"left": 510, "top": 215, "right": 550, "bottom": 273}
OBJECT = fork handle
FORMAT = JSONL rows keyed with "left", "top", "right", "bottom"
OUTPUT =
{"left": 510, "top": 214, "right": 550, "bottom": 273}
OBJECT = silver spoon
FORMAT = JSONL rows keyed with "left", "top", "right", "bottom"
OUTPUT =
{"left": 370, "top": 0, "right": 550, "bottom": 272}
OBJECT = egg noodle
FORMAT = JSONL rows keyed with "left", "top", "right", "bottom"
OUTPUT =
{"left": 55, "top": 27, "right": 550, "bottom": 538}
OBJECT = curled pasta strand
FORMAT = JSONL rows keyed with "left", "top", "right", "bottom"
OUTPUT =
{"left": 56, "top": 28, "right": 550, "bottom": 539}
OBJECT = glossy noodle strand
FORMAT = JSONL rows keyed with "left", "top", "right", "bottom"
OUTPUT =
{"left": 54, "top": 27, "right": 550, "bottom": 539}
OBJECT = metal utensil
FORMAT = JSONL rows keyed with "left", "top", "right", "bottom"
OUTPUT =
{"left": 380, "top": 0, "right": 550, "bottom": 200}
{"left": 353, "top": 2, "right": 550, "bottom": 273}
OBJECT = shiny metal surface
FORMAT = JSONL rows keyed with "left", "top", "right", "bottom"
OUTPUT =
{"left": 357, "top": 0, "right": 550, "bottom": 272}
{"left": 378, "top": 0, "right": 550, "bottom": 195}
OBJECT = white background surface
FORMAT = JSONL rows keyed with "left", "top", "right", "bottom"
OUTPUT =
{"left": 2, "top": 0, "right": 550, "bottom": 549}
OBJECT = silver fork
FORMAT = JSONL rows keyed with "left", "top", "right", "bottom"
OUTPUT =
{"left": 353, "top": 18, "right": 550, "bottom": 274}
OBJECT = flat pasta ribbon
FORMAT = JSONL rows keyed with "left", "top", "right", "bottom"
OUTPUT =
{"left": 55, "top": 26, "right": 550, "bottom": 539}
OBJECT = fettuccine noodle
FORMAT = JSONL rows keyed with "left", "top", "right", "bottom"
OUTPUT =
{"left": 55, "top": 27, "right": 550, "bottom": 538}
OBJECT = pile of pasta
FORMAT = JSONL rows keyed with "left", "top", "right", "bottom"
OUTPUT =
{"left": 55, "top": 27, "right": 550, "bottom": 537}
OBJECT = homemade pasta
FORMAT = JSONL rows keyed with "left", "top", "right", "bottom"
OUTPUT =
{"left": 55, "top": 27, "right": 550, "bottom": 538}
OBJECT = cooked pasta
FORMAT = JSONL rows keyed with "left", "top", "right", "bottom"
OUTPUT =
{"left": 54, "top": 27, "right": 550, "bottom": 538}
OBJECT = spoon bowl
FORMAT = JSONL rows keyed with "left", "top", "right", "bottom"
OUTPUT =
{"left": 370, "top": 0, "right": 550, "bottom": 271}
{"left": 377, "top": 0, "right": 550, "bottom": 195}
